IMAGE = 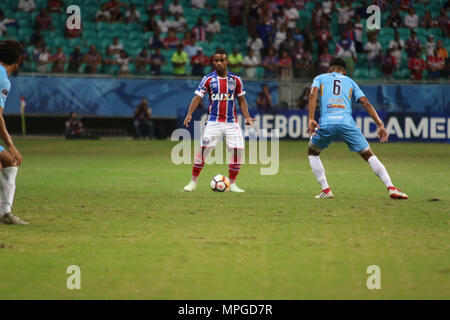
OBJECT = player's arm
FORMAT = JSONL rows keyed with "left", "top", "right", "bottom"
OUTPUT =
{"left": 307, "top": 86, "right": 320, "bottom": 137}
{"left": 358, "top": 96, "right": 388, "bottom": 143}
{"left": 0, "top": 108, "right": 23, "bottom": 165}
{"left": 237, "top": 95, "right": 255, "bottom": 126}
{"left": 183, "top": 94, "right": 202, "bottom": 127}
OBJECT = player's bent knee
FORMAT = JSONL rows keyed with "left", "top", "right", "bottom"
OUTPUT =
{"left": 0, "top": 150, "right": 15, "bottom": 167}
{"left": 308, "top": 147, "right": 321, "bottom": 156}
{"left": 358, "top": 148, "right": 374, "bottom": 161}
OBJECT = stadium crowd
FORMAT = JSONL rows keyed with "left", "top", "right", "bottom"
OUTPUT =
{"left": 0, "top": 0, "right": 448, "bottom": 80}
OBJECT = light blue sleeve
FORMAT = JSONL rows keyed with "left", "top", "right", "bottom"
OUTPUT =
{"left": 351, "top": 79, "right": 365, "bottom": 101}
{"left": 0, "top": 79, "right": 10, "bottom": 109}
{"left": 311, "top": 75, "right": 322, "bottom": 88}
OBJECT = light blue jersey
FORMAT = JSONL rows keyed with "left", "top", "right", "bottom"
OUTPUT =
{"left": 311, "top": 72, "right": 365, "bottom": 126}
{"left": 310, "top": 72, "right": 369, "bottom": 152}
{"left": 0, "top": 65, "right": 11, "bottom": 109}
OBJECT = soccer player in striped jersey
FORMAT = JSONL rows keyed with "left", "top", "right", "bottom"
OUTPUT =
{"left": 307, "top": 58, "right": 408, "bottom": 199}
{"left": 0, "top": 40, "right": 27, "bottom": 225}
{"left": 183, "top": 48, "right": 255, "bottom": 192}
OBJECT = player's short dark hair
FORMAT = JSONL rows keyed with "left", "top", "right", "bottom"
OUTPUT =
{"left": 329, "top": 58, "right": 346, "bottom": 70}
{"left": 214, "top": 48, "right": 227, "bottom": 56}
{"left": 0, "top": 40, "right": 23, "bottom": 65}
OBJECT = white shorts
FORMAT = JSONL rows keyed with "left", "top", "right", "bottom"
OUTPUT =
{"left": 201, "top": 121, "right": 244, "bottom": 149}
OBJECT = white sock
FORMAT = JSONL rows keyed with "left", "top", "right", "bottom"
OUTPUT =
{"left": 0, "top": 166, "right": 18, "bottom": 214}
{"left": 367, "top": 155, "right": 394, "bottom": 188}
{"left": 308, "top": 155, "right": 329, "bottom": 190}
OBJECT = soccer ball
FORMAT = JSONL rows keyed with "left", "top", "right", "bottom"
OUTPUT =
{"left": 210, "top": 174, "right": 230, "bottom": 192}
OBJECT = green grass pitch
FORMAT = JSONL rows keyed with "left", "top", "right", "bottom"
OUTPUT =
{"left": 0, "top": 138, "right": 449, "bottom": 299}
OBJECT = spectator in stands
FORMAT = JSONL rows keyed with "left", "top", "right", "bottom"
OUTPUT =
{"left": 109, "top": 37, "right": 124, "bottom": 59}
{"left": 192, "top": 0, "right": 209, "bottom": 10}
{"left": 157, "top": 13, "right": 172, "bottom": 34}
{"left": 192, "top": 17, "right": 207, "bottom": 42}
{"left": 256, "top": 84, "right": 272, "bottom": 110}
{"left": 144, "top": 15, "right": 158, "bottom": 32}
{"left": 277, "top": 50, "right": 293, "bottom": 78}
{"left": 279, "top": 32, "right": 295, "bottom": 57}
{"left": 292, "top": 27, "right": 305, "bottom": 45}
{"left": 64, "top": 19, "right": 82, "bottom": 39}
{"left": 183, "top": 32, "right": 200, "bottom": 59}
{"left": 164, "top": 28, "right": 180, "bottom": 50}
{"left": 50, "top": 47, "right": 66, "bottom": 73}
{"left": 318, "top": 46, "right": 333, "bottom": 73}
{"left": 229, "top": 0, "right": 244, "bottom": 26}
{"left": 247, "top": 32, "right": 264, "bottom": 60}
{"left": 262, "top": 48, "right": 278, "bottom": 78}
{"left": 297, "top": 87, "right": 310, "bottom": 109}
{"left": 134, "top": 99, "right": 155, "bottom": 140}
{"left": 243, "top": 48, "right": 260, "bottom": 79}
{"left": 408, "top": 51, "right": 426, "bottom": 80}
{"left": 436, "top": 8, "right": 449, "bottom": 37}
{"left": 404, "top": 7, "right": 419, "bottom": 29}
{"left": 96, "top": 4, "right": 111, "bottom": 23}
{"left": 421, "top": 11, "right": 437, "bottom": 29}
{"left": 427, "top": 49, "right": 445, "bottom": 79}
{"left": 336, "top": 31, "right": 356, "bottom": 77}
{"left": 47, "top": 0, "right": 63, "bottom": 13}
{"left": 171, "top": 44, "right": 188, "bottom": 76}
{"left": 316, "top": 19, "right": 332, "bottom": 54}
{"left": 35, "top": 44, "right": 51, "bottom": 73}
{"left": 169, "top": 0, "right": 184, "bottom": 16}
{"left": 364, "top": 33, "right": 382, "bottom": 70}
{"left": 109, "top": 5, "right": 125, "bottom": 23}
{"left": 295, "top": 50, "right": 313, "bottom": 79}
{"left": 206, "top": 15, "right": 221, "bottom": 40}
{"left": 405, "top": 29, "right": 422, "bottom": 59}
{"left": 125, "top": 4, "right": 141, "bottom": 24}
{"left": 300, "top": 26, "right": 313, "bottom": 53}
{"left": 425, "top": 34, "right": 436, "bottom": 59}
{"left": 102, "top": 47, "right": 117, "bottom": 74}
{"left": 436, "top": 39, "right": 448, "bottom": 78}
{"left": 116, "top": 50, "right": 130, "bottom": 75}
{"left": 388, "top": 32, "right": 404, "bottom": 68}
{"left": 380, "top": 48, "right": 397, "bottom": 80}
{"left": 84, "top": 45, "right": 102, "bottom": 74}
{"left": 256, "top": 16, "right": 276, "bottom": 51}
{"left": 65, "top": 112, "right": 83, "bottom": 139}
{"left": 149, "top": 29, "right": 164, "bottom": 50}
{"left": 190, "top": 47, "right": 209, "bottom": 76}
{"left": 67, "top": 46, "right": 83, "bottom": 73}
{"left": 229, "top": 49, "right": 243, "bottom": 74}
{"left": 147, "top": 0, "right": 165, "bottom": 16}
{"left": 285, "top": 1, "right": 300, "bottom": 32}
{"left": 30, "top": 29, "right": 44, "bottom": 46}
{"left": 355, "top": 0, "right": 369, "bottom": 19}
{"left": 386, "top": 7, "right": 402, "bottom": 29}
{"left": 312, "top": 3, "right": 323, "bottom": 29}
{"left": 18, "top": 0, "right": 36, "bottom": 13}
{"left": 274, "top": 24, "right": 288, "bottom": 51}
{"left": 150, "top": 47, "right": 165, "bottom": 75}
{"left": 291, "top": 41, "right": 304, "bottom": 77}
{"left": 35, "top": 8, "right": 53, "bottom": 31}
{"left": 337, "top": 0, "right": 351, "bottom": 35}
{"left": 172, "top": 12, "right": 188, "bottom": 33}
{"left": 321, "top": 0, "right": 334, "bottom": 19}
{"left": 399, "top": 0, "right": 411, "bottom": 12}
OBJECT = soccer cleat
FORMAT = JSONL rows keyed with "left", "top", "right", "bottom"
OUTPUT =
{"left": 229, "top": 184, "right": 245, "bottom": 192}
{"left": 0, "top": 213, "right": 29, "bottom": 225}
{"left": 388, "top": 187, "right": 408, "bottom": 199}
{"left": 183, "top": 181, "right": 197, "bottom": 192}
{"left": 315, "top": 188, "right": 334, "bottom": 199}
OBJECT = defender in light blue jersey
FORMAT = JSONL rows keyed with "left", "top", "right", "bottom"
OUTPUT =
{"left": 0, "top": 40, "right": 28, "bottom": 225}
{"left": 306, "top": 58, "right": 408, "bottom": 200}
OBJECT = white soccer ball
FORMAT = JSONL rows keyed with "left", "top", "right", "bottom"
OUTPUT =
{"left": 210, "top": 174, "right": 231, "bottom": 192}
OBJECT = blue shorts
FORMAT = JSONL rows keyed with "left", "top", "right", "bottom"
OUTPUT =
{"left": 310, "top": 124, "right": 370, "bottom": 152}
{"left": 0, "top": 146, "right": 4, "bottom": 152}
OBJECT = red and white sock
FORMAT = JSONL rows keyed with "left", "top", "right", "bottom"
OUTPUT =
{"left": 229, "top": 148, "right": 242, "bottom": 184}
{"left": 191, "top": 147, "right": 210, "bottom": 183}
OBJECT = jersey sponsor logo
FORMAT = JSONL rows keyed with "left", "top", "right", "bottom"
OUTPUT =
{"left": 327, "top": 115, "right": 343, "bottom": 119}
{"left": 211, "top": 93, "right": 235, "bottom": 101}
{"left": 1, "top": 89, "right": 7, "bottom": 99}
{"left": 327, "top": 104, "right": 346, "bottom": 109}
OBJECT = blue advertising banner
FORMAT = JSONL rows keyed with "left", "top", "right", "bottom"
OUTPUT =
{"left": 6, "top": 76, "right": 278, "bottom": 117}
{"left": 179, "top": 109, "right": 450, "bottom": 143}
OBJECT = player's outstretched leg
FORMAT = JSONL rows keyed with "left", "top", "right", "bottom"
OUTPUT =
{"left": 360, "top": 149, "right": 408, "bottom": 199}
{"left": 308, "top": 148, "right": 333, "bottom": 199}
{"left": 184, "top": 147, "right": 211, "bottom": 192}
{"left": 228, "top": 148, "right": 244, "bottom": 192}
{"left": 0, "top": 151, "right": 28, "bottom": 225}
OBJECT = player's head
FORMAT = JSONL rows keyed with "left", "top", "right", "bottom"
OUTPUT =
{"left": 212, "top": 48, "right": 228, "bottom": 74}
{"left": 0, "top": 40, "right": 23, "bottom": 74}
{"left": 329, "top": 58, "right": 347, "bottom": 74}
